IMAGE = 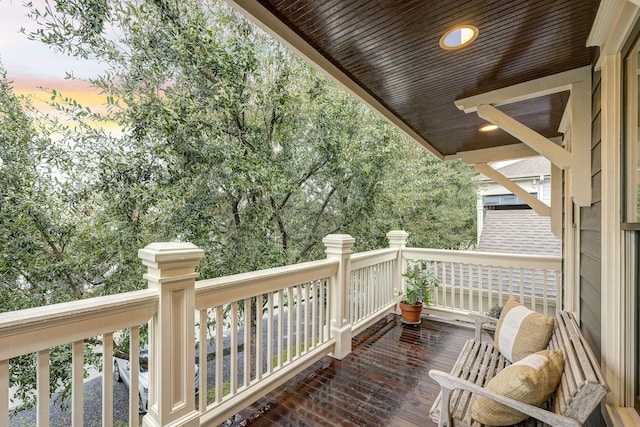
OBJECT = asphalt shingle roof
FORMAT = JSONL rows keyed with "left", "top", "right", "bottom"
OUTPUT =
{"left": 476, "top": 209, "right": 561, "bottom": 256}
{"left": 479, "top": 157, "right": 551, "bottom": 181}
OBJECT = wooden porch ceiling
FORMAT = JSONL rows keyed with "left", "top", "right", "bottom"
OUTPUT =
{"left": 229, "top": 0, "right": 599, "bottom": 159}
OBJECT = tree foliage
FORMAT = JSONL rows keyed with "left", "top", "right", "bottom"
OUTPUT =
{"left": 1, "top": 0, "right": 478, "bottom": 409}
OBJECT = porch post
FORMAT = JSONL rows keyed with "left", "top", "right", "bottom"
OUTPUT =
{"left": 323, "top": 234, "right": 355, "bottom": 360}
{"left": 387, "top": 230, "right": 409, "bottom": 304}
{"left": 139, "top": 243, "right": 204, "bottom": 427}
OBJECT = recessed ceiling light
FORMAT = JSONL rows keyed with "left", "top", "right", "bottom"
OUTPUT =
{"left": 479, "top": 124, "right": 499, "bottom": 132}
{"left": 439, "top": 25, "right": 479, "bottom": 50}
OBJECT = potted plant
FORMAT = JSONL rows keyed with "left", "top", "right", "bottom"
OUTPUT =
{"left": 399, "top": 262, "right": 439, "bottom": 324}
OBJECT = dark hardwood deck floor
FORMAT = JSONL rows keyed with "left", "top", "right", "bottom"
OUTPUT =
{"left": 228, "top": 314, "right": 476, "bottom": 427}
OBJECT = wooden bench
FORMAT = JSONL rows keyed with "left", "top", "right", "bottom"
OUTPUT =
{"left": 428, "top": 311, "right": 608, "bottom": 427}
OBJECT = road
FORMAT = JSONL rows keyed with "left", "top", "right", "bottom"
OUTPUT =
{"left": 9, "top": 376, "right": 136, "bottom": 427}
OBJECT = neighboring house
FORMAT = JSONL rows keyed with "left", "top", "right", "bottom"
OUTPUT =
{"left": 476, "top": 157, "right": 561, "bottom": 256}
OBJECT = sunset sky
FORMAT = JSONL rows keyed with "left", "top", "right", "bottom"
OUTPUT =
{"left": 1, "top": 0, "right": 111, "bottom": 120}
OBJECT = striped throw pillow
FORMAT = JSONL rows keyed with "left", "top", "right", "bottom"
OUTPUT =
{"left": 471, "top": 349, "right": 565, "bottom": 426}
{"left": 494, "top": 296, "right": 554, "bottom": 362}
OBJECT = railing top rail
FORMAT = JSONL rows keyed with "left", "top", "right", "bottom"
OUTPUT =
{"left": 350, "top": 248, "right": 398, "bottom": 271}
{"left": 402, "top": 247, "right": 561, "bottom": 270}
{"left": 195, "top": 258, "right": 339, "bottom": 310}
{"left": 0, "top": 289, "right": 158, "bottom": 360}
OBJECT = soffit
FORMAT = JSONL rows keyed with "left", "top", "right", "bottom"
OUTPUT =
{"left": 233, "top": 0, "right": 599, "bottom": 158}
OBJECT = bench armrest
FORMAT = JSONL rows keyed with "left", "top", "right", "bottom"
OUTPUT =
{"left": 466, "top": 312, "right": 498, "bottom": 341}
{"left": 429, "top": 369, "right": 581, "bottom": 427}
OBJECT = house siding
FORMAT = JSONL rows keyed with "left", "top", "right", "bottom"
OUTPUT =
{"left": 578, "top": 68, "right": 602, "bottom": 359}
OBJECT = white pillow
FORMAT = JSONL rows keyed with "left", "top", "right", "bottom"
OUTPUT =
{"left": 494, "top": 296, "right": 555, "bottom": 362}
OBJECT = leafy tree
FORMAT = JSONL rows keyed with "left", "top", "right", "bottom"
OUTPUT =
{"left": 1, "top": 0, "right": 478, "bottom": 410}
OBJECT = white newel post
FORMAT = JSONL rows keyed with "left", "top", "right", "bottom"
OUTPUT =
{"left": 323, "top": 234, "right": 355, "bottom": 360}
{"left": 139, "top": 243, "right": 204, "bottom": 427}
{"left": 387, "top": 230, "right": 409, "bottom": 312}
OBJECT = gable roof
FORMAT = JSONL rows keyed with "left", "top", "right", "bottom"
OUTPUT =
{"left": 476, "top": 209, "right": 561, "bottom": 256}
{"left": 494, "top": 157, "right": 551, "bottom": 180}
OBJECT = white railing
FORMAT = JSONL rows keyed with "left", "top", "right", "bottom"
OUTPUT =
{"left": 402, "top": 248, "right": 562, "bottom": 318}
{"left": 349, "top": 248, "right": 400, "bottom": 334}
{"left": 0, "top": 230, "right": 562, "bottom": 426}
{"left": 0, "top": 289, "right": 157, "bottom": 427}
{"left": 193, "top": 259, "right": 338, "bottom": 426}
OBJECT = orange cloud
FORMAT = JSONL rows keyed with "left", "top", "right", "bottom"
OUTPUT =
{"left": 11, "top": 76, "right": 122, "bottom": 134}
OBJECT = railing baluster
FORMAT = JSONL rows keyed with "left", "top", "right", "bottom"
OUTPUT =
{"left": 230, "top": 302, "right": 238, "bottom": 394}
{"left": 215, "top": 305, "right": 223, "bottom": 403}
{"left": 287, "top": 286, "right": 294, "bottom": 363}
{"left": 458, "top": 263, "right": 464, "bottom": 311}
{"left": 296, "top": 286, "right": 302, "bottom": 358}
{"left": 37, "top": 349, "right": 50, "bottom": 427}
{"left": 498, "top": 265, "right": 504, "bottom": 308}
{"left": 368, "top": 266, "right": 373, "bottom": 317}
{"left": 319, "top": 279, "right": 326, "bottom": 342}
{"left": 199, "top": 310, "right": 208, "bottom": 412}
{"left": 244, "top": 298, "right": 251, "bottom": 388}
{"left": 304, "top": 283, "right": 310, "bottom": 354}
{"left": 256, "top": 295, "right": 263, "bottom": 381}
{"left": 311, "top": 282, "right": 317, "bottom": 349}
{"left": 508, "top": 267, "right": 514, "bottom": 306}
{"left": 472, "top": 264, "right": 476, "bottom": 313}
{"left": 543, "top": 271, "right": 549, "bottom": 315}
{"left": 488, "top": 266, "right": 495, "bottom": 310}
{"left": 0, "top": 359, "right": 8, "bottom": 425}
{"left": 267, "top": 293, "right": 274, "bottom": 374}
{"left": 349, "top": 272, "right": 354, "bottom": 324}
{"left": 71, "top": 340, "right": 83, "bottom": 427}
{"left": 519, "top": 267, "right": 525, "bottom": 307}
{"left": 448, "top": 262, "right": 454, "bottom": 309}
{"left": 129, "top": 326, "right": 140, "bottom": 427}
{"left": 102, "top": 333, "right": 113, "bottom": 427}
{"left": 325, "top": 277, "right": 331, "bottom": 340}
{"left": 356, "top": 270, "right": 361, "bottom": 322}
{"left": 356, "top": 270, "right": 360, "bottom": 322}
{"left": 277, "top": 289, "right": 284, "bottom": 369}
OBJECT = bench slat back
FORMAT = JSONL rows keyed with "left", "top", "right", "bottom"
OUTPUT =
{"left": 548, "top": 311, "right": 608, "bottom": 424}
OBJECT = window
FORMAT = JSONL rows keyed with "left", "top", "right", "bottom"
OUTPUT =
{"left": 625, "top": 35, "right": 640, "bottom": 225}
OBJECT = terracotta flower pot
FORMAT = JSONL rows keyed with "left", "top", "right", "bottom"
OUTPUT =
{"left": 399, "top": 301, "right": 423, "bottom": 324}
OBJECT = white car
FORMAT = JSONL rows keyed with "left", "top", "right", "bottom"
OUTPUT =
{"left": 113, "top": 348, "right": 200, "bottom": 413}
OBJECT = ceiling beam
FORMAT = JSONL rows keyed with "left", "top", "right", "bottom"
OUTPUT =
{"left": 225, "top": 0, "right": 443, "bottom": 159}
{"left": 444, "top": 143, "right": 538, "bottom": 165}
{"left": 455, "top": 66, "right": 591, "bottom": 113}
{"left": 475, "top": 163, "right": 551, "bottom": 217}
{"left": 476, "top": 104, "right": 573, "bottom": 169}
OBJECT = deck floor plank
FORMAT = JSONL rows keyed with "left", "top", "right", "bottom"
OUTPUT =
{"left": 227, "top": 315, "right": 475, "bottom": 427}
